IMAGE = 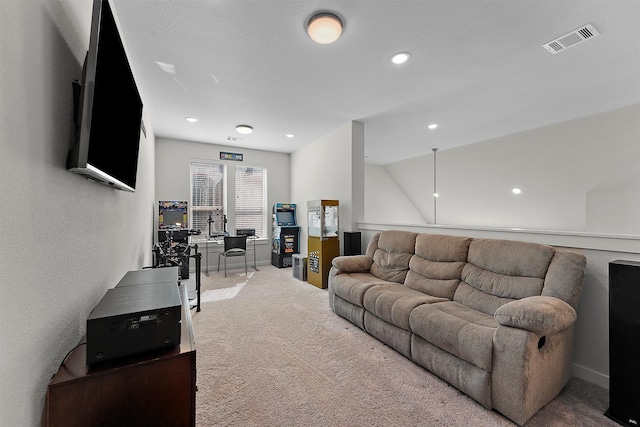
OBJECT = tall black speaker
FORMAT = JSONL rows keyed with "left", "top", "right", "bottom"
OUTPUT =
{"left": 606, "top": 259, "right": 640, "bottom": 426}
{"left": 343, "top": 231, "right": 361, "bottom": 256}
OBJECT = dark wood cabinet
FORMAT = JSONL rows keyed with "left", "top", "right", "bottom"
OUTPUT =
{"left": 46, "top": 284, "right": 196, "bottom": 427}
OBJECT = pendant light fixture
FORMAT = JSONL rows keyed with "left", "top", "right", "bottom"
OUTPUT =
{"left": 307, "top": 12, "right": 343, "bottom": 44}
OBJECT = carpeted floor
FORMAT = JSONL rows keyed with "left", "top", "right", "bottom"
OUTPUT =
{"left": 183, "top": 265, "right": 616, "bottom": 427}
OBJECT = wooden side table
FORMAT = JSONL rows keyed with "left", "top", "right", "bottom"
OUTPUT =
{"left": 46, "top": 284, "right": 196, "bottom": 427}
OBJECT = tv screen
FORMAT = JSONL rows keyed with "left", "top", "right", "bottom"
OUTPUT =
{"left": 276, "top": 210, "right": 295, "bottom": 226}
{"left": 67, "top": 0, "right": 143, "bottom": 192}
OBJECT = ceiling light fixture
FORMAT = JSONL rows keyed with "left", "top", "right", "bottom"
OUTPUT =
{"left": 236, "top": 124, "right": 253, "bottom": 135}
{"left": 512, "top": 188, "right": 522, "bottom": 194}
{"left": 185, "top": 117, "right": 198, "bottom": 123}
{"left": 391, "top": 52, "right": 411, "bottom": 65}
{"left": 307, "top": 12, "right": 343, "bottom": 44}
{"left": 427, "top": 123, "right": 438, "bottom": 130}
{"left": 286, "top": 133, "right": 295, "bottom": 138}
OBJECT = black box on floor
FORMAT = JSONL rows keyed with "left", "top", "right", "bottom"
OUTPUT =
{"left": 272, "top": 252, "right": 292, "bottom": 268}
{"left": 343, "top": 231, "right": 361, "bottom": 256}
{"left": 86, "top": 281, "right": 182, "bottom": 365}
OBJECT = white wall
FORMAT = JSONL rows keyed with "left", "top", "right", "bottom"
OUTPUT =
{"left": 378, "top": 104, "right": 640, "bottom": 234}
{"left": 0, "top": 1, "right": 155, "bottom": 425}
{"left": 155, "top": 137, "right": 291, "bottom": 265}
{"left": 364, "top": 164, "right": 427, "bottom": 224}
{"left": 290, "top": 121, "right": 365, "bottom": 255}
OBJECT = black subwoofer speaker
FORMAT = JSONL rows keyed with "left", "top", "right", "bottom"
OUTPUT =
{"left": 606, "top": 259, "right": 640, "bottom": 426}
{"left": 343, "top": 231, "right": 361, "bottom": 256}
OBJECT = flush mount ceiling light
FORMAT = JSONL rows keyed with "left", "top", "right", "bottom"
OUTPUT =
{"left": 391, "top": 52, "right": 411, "bottom": 65}
{"left": 236, "top": 124, "right": 253, "bottom": 135}
{"left": 185, "top": 117, "right": 198, "bottom": 123}
{"left": 427, "top": 123, "right": 438, "bottom": 130}
{"left": 286, "top": 133, "right": 295, "bottom": 138}
{"left": 307, "top": 12, "right": 343, "bottom": 44}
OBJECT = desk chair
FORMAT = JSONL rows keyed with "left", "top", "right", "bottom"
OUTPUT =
{"left": 217, "top": 235, "right": 247, "bottom": 277}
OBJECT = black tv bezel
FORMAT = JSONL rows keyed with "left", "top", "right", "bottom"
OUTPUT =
{"left": 67, "top": 0, "right": 143, "bottom": 193}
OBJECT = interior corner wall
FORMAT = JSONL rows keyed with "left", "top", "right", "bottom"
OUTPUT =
{"left": 291, "top": 121, "right": 364, "bottom": 255}
{"left": 364, "top": 164, "right": 428, "bottom": 225}
{"left": 379, "top": 104, "right": 640, "bottom": 234}
{"left": 0, "top": 1, "right": 155, "bottom": 425}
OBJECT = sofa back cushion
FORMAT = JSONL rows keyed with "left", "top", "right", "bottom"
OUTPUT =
{"left": 405, "top": 234, "right": 471, "bottom": 299}
{"left": 455, "top": 239, "right": 555, "bottom": 315}
{"left": 368, "top": 230, "right": 417, "bottom": 283}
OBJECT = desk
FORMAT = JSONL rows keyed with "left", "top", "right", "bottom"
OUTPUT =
{"left": 196, "top": 236, "right": 260, "bottom": 276}
{"left": 46, "top": 284, "right": 196, "bottom": 427}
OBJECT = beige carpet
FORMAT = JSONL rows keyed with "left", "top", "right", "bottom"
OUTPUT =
{"left": 186, "top": 266, "right": 615, "bottom": 427}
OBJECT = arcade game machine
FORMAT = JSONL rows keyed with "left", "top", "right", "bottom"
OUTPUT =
{"left": 307, "top": 200, "right": 339, "bottom": 289}
{"left": 271, "top": 203, "right": 300, "bottom": 267}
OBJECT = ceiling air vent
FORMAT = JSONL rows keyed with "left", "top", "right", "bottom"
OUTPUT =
{"left": 543, "top": 24, "right": 599, "bottom": 54}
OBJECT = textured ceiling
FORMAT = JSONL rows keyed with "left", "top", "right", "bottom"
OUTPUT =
{"left": 111, "top": 0, "right": 640, "bottom": 165}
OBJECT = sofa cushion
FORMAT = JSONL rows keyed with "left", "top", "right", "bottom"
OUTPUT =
{"left": 405, "top": 234, "right": 471, "bottom": 299}
{"left": 369, "top": 231, "right": 417, "bottom": 283}
{"left": 409, "top": 301, "right": 498, "bottom": 372}
{"left": 454, "top": 239, "right": 555, "bottom": 316}
{"left": 331, "top": 272, "right": 398, "bottom": 307}
{"left": 363, "top": 284, "right": 447, "bottom": 330}
{"left": 467, "top": 238, "right": 555, "bottom": 278}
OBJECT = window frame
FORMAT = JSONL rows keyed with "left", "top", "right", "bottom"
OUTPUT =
{"left": 189, "top": 160, "right": 227, "bottom": 236}
{"left": 234, "top": 163, "right": 267, "bottom": 238}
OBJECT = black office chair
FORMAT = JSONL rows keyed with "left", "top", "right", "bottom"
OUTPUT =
{"left": 217, "top": 235, "right": 247, "bottom": 277}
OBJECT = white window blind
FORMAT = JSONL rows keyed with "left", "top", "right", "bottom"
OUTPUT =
{"left": 190, "top": 162, "right": 225, "bottom": 235}
{"left": 235, "top": 165, "right": 266, "bottom": 237}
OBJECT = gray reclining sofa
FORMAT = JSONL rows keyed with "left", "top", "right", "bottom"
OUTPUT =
{"left": 328, "top": 230, "right": 586, "bottom": 425}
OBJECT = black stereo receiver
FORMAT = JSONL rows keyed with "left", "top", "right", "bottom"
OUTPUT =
{"left": 86, "top": 281, "right": 181, "bottom": 365}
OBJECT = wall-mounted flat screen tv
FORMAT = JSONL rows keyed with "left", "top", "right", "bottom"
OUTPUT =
{"left": 67, "top": 0, "right": 143, "bottom": 192}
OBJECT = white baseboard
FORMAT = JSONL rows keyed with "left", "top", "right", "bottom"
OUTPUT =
{"left": 573, "top": 363, "right": 609, "bottom": 390}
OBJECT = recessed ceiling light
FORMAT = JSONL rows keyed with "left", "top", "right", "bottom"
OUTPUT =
{"left": 236, "top": 125, "right": 253, "bottom": 135}
{"left": 185, "top": 117, "right": 198, "bottom": 123}
{"left": 391, "top": 52, "right": 411, "bottom": 65}
{"left": 427, "top": 123, "right": 438, "bottom": 130}
{"left": 286, "top": 133, "right": 295, "bottom": 138}
{"left": 512, "top": 188, "right": 522, "bottom": 194}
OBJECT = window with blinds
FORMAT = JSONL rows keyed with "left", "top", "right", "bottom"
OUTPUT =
{"left": 190, "top": 162, "right": 225, "bottom": 235}
{"left": 235, "top": 165, "right": 266, "bottom": 237}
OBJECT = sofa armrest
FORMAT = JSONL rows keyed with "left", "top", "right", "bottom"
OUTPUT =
{"left": 332, "top": 255, "right": 373, "bottom": 273}
{"left": 494, "top": 295, "right": 577, "bottom": 335}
